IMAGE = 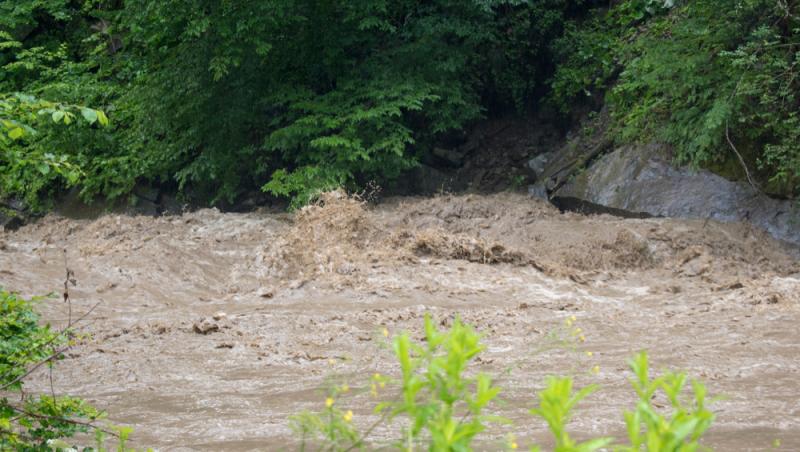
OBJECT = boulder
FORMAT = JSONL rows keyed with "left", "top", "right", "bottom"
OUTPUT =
{"left": 527, "top": 152, "right": 555, "bottom": 178}
{"left": 1, "top": 212, "right": 25, "bottom": 231}
{"left": 193, "top": 318, "right": 220, "bottom": 334}
{"left": 555, "top": 144, "right": 800, "bottom": 245}
{"left": 527, "top": 183, "right": 548, "bottom": 201}
{"left": 1, "top": 199, "right": 29, "bottom": 231}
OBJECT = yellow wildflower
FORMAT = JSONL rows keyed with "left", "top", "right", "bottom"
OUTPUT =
{"left": 382, "top": 327, "right": 389, "bottom": 337}
{"left": 341, "top": 384, "right": 349, "bottom": 393}
{"left": 592, "top": 365, "right": 600, "bottom": 375}
{"left": 326, "top": 397, "right": 334, "bottom": 408}
{"left": 585, "top": 351, "right": 593, "bottom": 357}
{"left": 344, "top": 410, "right": 353, "bottom": 422}
{"left": 511, "top": 442, "right": 518, "bottom": 450}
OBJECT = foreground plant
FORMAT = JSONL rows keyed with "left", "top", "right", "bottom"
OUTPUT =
{"left": 619, "top": 352, "right": 714, "bottom": 451}
{"left": 0, "top": 288, "right": 138, "bottom": 451}
{"left": 291, "top": 316, "right": 716, "bottom": 451}
{"left": 529, "top": 352, "right": 715, "bottom": 452}
{"left": 291, "top": 315, "right": 502, "bottom": 451}
{"left": 529, "top": 377, "right": 612, "bottom": 452}
{"left": 389, "top": 316, "right": 503, "bottom": 450}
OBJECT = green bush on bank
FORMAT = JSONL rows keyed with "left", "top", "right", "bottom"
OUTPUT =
{"left": 1, "top": 0, "right": 581, "bottom": 208}
{"left": 2, "top": 0, "right": 798, "bottom": 207}
{"left": 549, "top": 0, "right": 800, "bottom": 196}
{"left": 0, "top": 288, "right": 136, "bottom": 451}
{"left": 0, "top": 91, "right": 106, "bottom": 210}
{"left": 1, "top": 288, "right": 93, "bottom": 449}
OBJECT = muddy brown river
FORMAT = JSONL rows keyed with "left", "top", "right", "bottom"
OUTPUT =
{"left": 2, "top": 192, "right": 799, "bottom": 451}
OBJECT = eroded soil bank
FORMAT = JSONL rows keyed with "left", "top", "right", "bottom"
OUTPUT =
{"left": 2, "top": 192, "right": 799, "bottom": 450}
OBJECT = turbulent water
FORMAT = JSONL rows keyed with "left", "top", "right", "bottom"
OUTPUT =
{"left": 2, "top": 192, "right": 799, "bottom": 450}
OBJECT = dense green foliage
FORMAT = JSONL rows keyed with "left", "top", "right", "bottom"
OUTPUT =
{"left": 1, "top": 0, "right": 584, "bottom": 207}
{"left": 0, "top": 289, "right": 141, "bottom": 450}
{"left": 550, "top": 0, "right": 800, "bottom": 195}
{"left": 0, "top": 289, "right": 99, "bottom": 449}
{"left": 1, "top": 0, "right": 798, "bottom": 206}
{"left": 0, "top": 91, "right": 106, "bottom": 209}
{"left": 291, "top": 315, "right": 715, "bottom": 451}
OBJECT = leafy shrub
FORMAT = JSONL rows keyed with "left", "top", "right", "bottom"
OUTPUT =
{"left": 0, "top": 288, "right": 136, "bottom": 451}
{"left": 291, "top": 315, "right": 716, "bottom": 451}
{"left": 619, "top": 352, "right": 714, "bottom": 451}
{"left": 0, "top": 89, "right": 108, "bottom": 210}
{"left": 1, "top": 288, "right": 95, "bottom": 448}
{"left": 1, "top": 0, "right": 593, "bottom": 207}
{"left": 388, "top": 316, "right": 502, "bottom": 450}
{"left": 551, "top": 0, "right": 800, "bottom": 196}
{"left": 5, "top": 0, "right": 797, "bottom": 206}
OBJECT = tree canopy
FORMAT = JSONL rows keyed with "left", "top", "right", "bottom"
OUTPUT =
{"left": 1, "top": 0, "right": 797, "bottom": 208}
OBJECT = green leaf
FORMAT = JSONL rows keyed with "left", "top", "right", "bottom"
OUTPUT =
{"left": 575, "top": 437, "right": 614, "bottom": 451}
{"left": 96, "top": 110, "right": 109, "bottom": 127}
{"left": 80, "top": 107, "right": 98, "bottom": 124}
{"left": 8, "top": 127, "right": 24, "bottom": 140}
{"left": 52, "top": 111, "right": 65, "bottom": 123}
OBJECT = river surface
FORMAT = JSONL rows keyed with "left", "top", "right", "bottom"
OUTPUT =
{"left": 2, "top": 192, "right": 799, "bottom": 450}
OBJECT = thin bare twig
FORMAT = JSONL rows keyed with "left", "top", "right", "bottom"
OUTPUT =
{"left": 49, "top": 365, "right": 56, "bottom": 402}
{"left": 343, "top": 397, "right": 399, "bottom": 452}
{"left": 7, "top": 406, "right": 119, "bottom": 437}
{"left": 0, "top": 301, "right": 101, "bottom": 390}
{"left": 1, "top": 345, "right": 71, "bottom": 391}
{"left": 63, "top": 249, "right": 74, "bottom": 327}
{"left": 725, "top": 121, "right": 760, "bottom": 192}
{"left": 0, "top": 248, "right": 99, "bottom": 386}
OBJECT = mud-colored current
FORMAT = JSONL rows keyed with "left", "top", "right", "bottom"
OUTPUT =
{"left": 1, "top": 192, "right": 799, "bottom": 451}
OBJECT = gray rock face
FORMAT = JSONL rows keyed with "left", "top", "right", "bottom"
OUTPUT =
{"left": 527, "top": 183, "right": 548, "bottom": 200}
{"left": 556, "top": 144, "right": 800, "bottom": 245}
{"left": 1, "top": 199, "right": 29, "bottom": 231}
{"left": 528, "top": 152, "right": 554, "bottom": 178}
{"left": 1, "top": 211, "right": 25, "bottom": 231}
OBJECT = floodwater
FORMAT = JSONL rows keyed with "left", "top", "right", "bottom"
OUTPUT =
{"left": 2, "top": 192, "right": 799, "bottom": 450}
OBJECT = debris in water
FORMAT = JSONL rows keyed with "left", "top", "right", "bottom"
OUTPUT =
{"left": 193, "top": 318, "right": 220, "bottom": 334}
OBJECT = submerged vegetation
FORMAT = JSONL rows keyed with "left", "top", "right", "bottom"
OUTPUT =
{"left": 1, "top": 0, "right": 798, "bottom": 208}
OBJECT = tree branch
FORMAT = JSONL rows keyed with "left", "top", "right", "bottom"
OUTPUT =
{"left": 725, "top": 121, "right": 760, "bottom": 192}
